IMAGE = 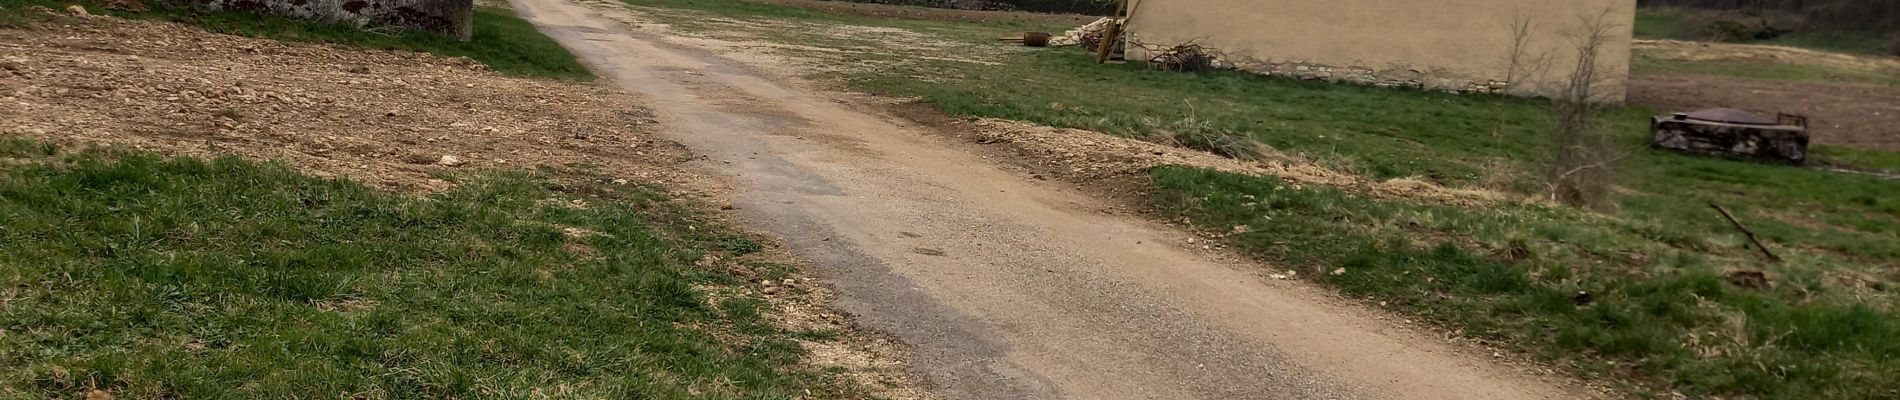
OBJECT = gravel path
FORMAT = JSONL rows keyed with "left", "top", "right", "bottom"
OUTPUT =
{"left": 508, "top": 0, "right": 1601, "bottom": 398}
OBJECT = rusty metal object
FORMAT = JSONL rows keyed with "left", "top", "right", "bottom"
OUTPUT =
{"left": 998, "top": 32, "right": 1052, "bottom": 47}
{"left": 1652, "top": 108, "right": 1810, "bottom": 164}
{"left": 1021, "top": 32, "right": 1051, "bottom": 47}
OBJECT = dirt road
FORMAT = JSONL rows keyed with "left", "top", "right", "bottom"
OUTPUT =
{"left": 508, "top": 0, "right": 1597, "bottom": 398}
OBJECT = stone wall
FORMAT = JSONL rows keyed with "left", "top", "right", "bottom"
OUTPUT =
{"left": 167, "top": 0, "right": 473, "bottom": 40}
{"left": 1124, "top": 0, "right": 1636, "bottom": 100}
{"left": 1210, "top": 57, "right": 1514, "bottom": 94}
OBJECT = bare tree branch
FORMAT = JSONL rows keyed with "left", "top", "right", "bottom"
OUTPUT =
{"left": 1544, "top": 8, "right": 1627, "bottom": 209}
{"left": 1503, "top": 13, "right": 1555, "bottom": 92}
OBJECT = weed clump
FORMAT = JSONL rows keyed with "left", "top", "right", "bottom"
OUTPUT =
{"left": 1152, "top": 116, "right": 1265, "bottom": 161}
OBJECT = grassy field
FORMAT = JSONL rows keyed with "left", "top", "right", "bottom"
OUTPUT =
{"left": 613, "top": 1, "right": 1900, "bottom": 398}
{"left": 0, "top": 0, "right": 592, "bottom": 80}
{"left": 0, "top": 140, "right": 858, "bottom": 398}
{"left": 1149, "top": 167, "right": 1899, "bottom": 398}
{"left": 1632, "top": 55, "right": 1900, "bottom": 87}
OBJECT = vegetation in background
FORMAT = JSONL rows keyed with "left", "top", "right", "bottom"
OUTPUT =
{"left": 1636, "top": 0, "right": 1899, "bottom": 37}
{"left": 614, "top": 1, "right": 1900, "bottom": 397}
{"left": 1633, "top": 7, "right": 1691, "bottom": 40}
{"left": 0, "top": 0, "right": 592, "bottom": 80}
{"left": 1632, "top": 8, "right": 1899, "bottom": 87}
{"left": 0, "top": 142, "right": 853, "bottom": 398}
{"left": 1633, "top": 6, "right": 1897, "bottom": 56}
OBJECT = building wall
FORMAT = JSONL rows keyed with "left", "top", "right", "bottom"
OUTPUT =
{"left": 166, "top": 0, "right": 473, "bottom": 40}
{"left": 1124, "top": 0, "right": 1635, "bottom": 101}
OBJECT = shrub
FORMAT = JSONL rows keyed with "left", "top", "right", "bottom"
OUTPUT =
{"left": 1644, "top": 0, "right": 1898, "bottom": 35}
{"left": 1680, "top": 10, "right": 1797, "bottom": 42}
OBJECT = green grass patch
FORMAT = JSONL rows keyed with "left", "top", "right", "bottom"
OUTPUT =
{"left": 1632, "top": 54, "right": 1900, "bottom": 86}
{"left": 0, "top": 142, "right": 853, "bottom": 398}
{"left": 845, "top": 50, "right": 1659, "bottom": 182}
{"left": 1815, "top": 145, "right": 1900, "bottom": 173}
{"left": 1148, "top": 166, "right": 1900, "bottom": 398}
{"left": 0, "top": 0, "right": 591, "bottom": 80}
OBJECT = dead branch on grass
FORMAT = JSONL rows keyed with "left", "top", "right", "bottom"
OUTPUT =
{"left": 1710, "top": 203, "right": 1782, "bottom": 262}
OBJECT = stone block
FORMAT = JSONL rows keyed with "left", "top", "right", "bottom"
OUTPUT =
{"left": 1651, "top": 114, "right": 1809, "bottom": 164}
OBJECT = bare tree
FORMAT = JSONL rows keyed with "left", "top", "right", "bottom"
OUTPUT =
{"left": 1503, "top": 13, "right": 1555, "bottom": 91}
{"left": 1481, "top": 12, "right": 1558, "bottom": 192}
{"left": 1544, "top": 9, "right": 1629, "bottom": 209}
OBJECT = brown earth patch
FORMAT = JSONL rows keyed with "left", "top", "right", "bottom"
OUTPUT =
{"left": 1630, "top": 71, "right": 1900, "bottom": 151}
{"left": 1628, "top": 40, "right": 1900, "bottom": 151}
{"left": 584, "top": 0, "right": 1023, "bottom": 77}
{"left": 0, "top": 14, "right": 699, "bottom": 193}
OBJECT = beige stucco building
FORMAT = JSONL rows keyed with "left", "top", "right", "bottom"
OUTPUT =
{"left": 1124, "top": 0, "right": 1636, "bottom": 101}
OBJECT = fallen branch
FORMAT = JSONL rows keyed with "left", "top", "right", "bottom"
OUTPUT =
{"left": 1133, "top": 40, "right": 1217, "bottom": 72}
{"left": 1710, "top": 202, "right": 1780, "bottom": 262}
